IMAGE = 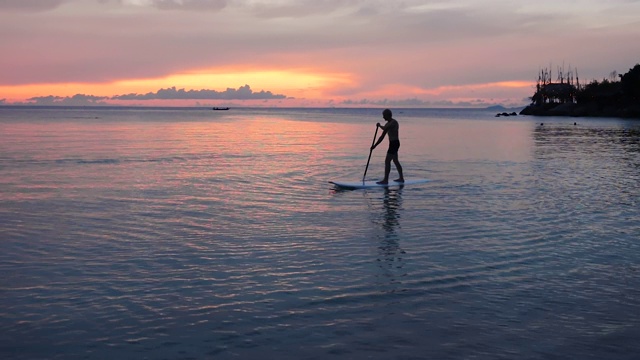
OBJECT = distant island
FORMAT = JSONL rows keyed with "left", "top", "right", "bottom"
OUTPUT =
{"left": 520, "top": 63, "right": 640, "bottom": 119}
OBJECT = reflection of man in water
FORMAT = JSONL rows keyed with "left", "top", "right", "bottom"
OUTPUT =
{"left": 375, "top": 187, "right": 405, "bottom": 293}
{"left": 381, "top": 187, "right": 401, "bottom": 233}
{"left": 371, "top": 109, "right": 404, "bottom": 185}
{"left": 376, "top": 187, "right": 403, "bottom": 252}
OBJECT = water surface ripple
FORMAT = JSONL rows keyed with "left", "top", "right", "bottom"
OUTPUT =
{"left": 1, "top": 108, "right": 639, "bottom": 359}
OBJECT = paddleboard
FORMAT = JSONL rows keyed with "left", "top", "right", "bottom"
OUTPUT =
{"left": 329, "top": 179, "right": 430, "bottom": 190}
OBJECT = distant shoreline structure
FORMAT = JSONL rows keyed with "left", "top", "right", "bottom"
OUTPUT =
{"left": 519, "top": 63, "right": 640, "bottom": 119}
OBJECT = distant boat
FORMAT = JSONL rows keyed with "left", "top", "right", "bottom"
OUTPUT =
{"left": 212, "top": 107, "right": 230, "bottom": 111}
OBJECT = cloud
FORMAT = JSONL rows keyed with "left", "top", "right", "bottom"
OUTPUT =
{"left": 340, "top": 97, "right": 502, "bottom": 108}
{"left": 111, "top": 85, "right": 288, "bottom": 100}
{"left": 116, "top": 0, "right": 228, "bottom": 11}
{"left": 0, "top": 0, "right": 67, "bottom": 12}
{"left": 244, "top": 0, "right": 364, "bottom": 19}
{"left": 15, "top": 85, "right": 288, "bottom": 105}
{"left": 26, "top": 94, "right": 110, "bottom": 106}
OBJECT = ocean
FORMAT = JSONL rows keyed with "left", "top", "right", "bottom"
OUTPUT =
{"left": 1, "top": 106, "right": 639, "bottom": 359}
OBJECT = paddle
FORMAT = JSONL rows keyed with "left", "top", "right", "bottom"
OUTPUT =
{"left": 362, "top": 125, "right": 379, "bottom": 183}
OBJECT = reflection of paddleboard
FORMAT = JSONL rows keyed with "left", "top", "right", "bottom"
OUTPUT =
{"left": 329, "top": 179, "right": 430, "bottom": 190}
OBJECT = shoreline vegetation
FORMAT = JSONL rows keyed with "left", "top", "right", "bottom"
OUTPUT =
{"left": 520, "top": 63, "right": 640, "bottom": 119}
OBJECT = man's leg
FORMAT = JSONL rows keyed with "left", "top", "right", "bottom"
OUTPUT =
{"left": 377, "top": 153, "right": 393, "bottom": 184}
{"left": 392, "top": 155, "right": 404, "bottom": 182}
{"left": 384, "top": 154, "right": 392, "bottom": 181}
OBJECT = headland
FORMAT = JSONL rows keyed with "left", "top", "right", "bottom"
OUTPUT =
{"left": 519, "top": 63, "right": 640, "bottom": 119}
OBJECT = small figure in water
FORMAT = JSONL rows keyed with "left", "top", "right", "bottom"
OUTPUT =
{"left": 371, "top": 109, "right": 404, "bottom": 185}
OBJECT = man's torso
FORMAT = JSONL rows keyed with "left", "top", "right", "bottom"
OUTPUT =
{"left": 387, "top": 119, "right": 399, "bottom": 141}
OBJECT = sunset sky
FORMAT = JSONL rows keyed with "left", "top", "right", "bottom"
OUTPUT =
{"left": 1, "top": 0, "right": 639, "bottom": 107}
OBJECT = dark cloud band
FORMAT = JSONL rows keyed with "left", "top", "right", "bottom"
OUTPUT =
{"left": 111, "top": 85, "right": 287, "bottom": 100}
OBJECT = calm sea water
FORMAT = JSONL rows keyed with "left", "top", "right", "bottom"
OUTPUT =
{"left": 1, "top": 106, "right": 639, "bottom": 360}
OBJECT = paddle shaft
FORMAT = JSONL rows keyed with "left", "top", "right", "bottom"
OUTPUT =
{"left": 362, "top": 125, "right": 379, "bottom": 183}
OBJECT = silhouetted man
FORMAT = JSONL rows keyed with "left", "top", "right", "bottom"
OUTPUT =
{"left": 371, "top": 109, "right": 404, "bottom": 184}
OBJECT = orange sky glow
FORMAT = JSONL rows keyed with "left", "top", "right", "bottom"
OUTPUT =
{"left": 0, "top": 69, "right": 353, "bottom": 102}
{"left": 1, "top": 1, "right": 638, "bottom": 108}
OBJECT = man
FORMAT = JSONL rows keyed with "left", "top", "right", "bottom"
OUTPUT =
{"left": 371, "top": 108, "right": 404, "bottom": 184}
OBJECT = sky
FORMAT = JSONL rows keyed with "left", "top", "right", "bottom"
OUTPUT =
{"left": 1, "top": 0, "right": 639, "bottom": 107}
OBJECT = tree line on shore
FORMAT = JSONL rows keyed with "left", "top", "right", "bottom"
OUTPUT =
{"left": 520, "top": 63, "right": 640, "bottom": 118}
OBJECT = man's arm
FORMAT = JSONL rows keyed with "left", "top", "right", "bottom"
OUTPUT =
{"left": 371, "top": 125, "right": 388, "bottom": 149}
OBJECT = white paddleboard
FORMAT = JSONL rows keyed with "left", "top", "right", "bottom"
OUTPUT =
{"left": 329, "top": 179, "right": 430, "bottom": 190}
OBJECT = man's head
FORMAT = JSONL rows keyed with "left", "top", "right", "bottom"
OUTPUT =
{"left": 382, "top": 109, "right": 392, "bottom": 121}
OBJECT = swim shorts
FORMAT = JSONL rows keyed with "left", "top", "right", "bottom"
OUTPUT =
{"left": 387, "top": 140, "right": 400, "bottom": 155}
